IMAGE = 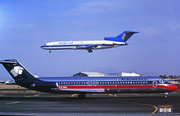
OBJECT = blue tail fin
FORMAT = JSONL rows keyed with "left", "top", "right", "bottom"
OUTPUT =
{"left": 0, "top": 59, "right": 39, "bottom": 87}
{"left": 104, "top": 31, "right": 138, "bottom": 42}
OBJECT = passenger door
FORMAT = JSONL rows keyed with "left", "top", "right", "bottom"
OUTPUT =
{"left": 153, "top": 81, "right": 157, "bottom": 88}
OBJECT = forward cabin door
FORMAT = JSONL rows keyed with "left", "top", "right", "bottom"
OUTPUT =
{"left": 153, "top": 81, "right": 157, "bottom": 88}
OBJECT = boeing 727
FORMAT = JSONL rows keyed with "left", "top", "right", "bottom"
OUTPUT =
{"left": 0, "top": 59, "right": 178, "bottom": 98}
{"left": 41, "top": 31, "right": 138, "bottom": 53}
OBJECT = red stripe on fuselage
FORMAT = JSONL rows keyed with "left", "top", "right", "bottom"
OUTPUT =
{"left": 158, "top": 84, "right": 178, "bottom": 91}
{"left": 57, "top": 84, "right": 178, "bottom": 91}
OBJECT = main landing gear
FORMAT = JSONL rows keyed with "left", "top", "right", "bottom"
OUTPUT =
{"left": 88, "top": 49, "right": 93, "bottom": 53}
{"left": 164, "top": 92, "right": 168, "bottom": 98}
{"left": 78, "top": 93, "right": 86, "bottom": 98}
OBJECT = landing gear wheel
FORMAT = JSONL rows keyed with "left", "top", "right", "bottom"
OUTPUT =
{"left": 88, "top": 49, "right": 93, "bottom": 53}
{"left": 78, "top": 94, "right": 86, "bottom": 98}
{"left": 164, "top": 92, "right": 168, "bottom": 98}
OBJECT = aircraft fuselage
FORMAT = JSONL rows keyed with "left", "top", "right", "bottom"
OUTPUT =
{"left": 41, "top": 40, "right": 126, "bottom": 51}
{"left": 36, "top": 76, "right": 178, "bottom": 94}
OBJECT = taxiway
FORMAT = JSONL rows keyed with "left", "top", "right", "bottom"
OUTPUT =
{"left": 0, "top": 93, "right": 180, "bottom": 116}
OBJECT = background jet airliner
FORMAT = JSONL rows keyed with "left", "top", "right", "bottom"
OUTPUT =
{"left": 0, "top": 59, "right": 178, "bottom": 98}
{"left": 41, "top": 31, "right": 138, "bottom": 53}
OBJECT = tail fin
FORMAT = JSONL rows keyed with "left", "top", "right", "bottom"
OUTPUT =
{"left": 0, "top": 59, "right": 39, "bottom": 87}
{"left": 104, "top": 31, "right": 138, "bottom": 42}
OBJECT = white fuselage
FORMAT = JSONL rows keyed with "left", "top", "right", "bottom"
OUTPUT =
{"left": 41, "top": 31, "right": 138, "bottom": 52}
{"left": 41, "top": 40, "right": 126, "bottom": 51}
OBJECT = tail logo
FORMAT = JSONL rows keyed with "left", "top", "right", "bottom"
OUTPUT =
{"left": 10, "top": 66, "right": 24, "bottom": 77}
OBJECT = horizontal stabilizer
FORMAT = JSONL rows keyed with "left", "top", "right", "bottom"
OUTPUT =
{"left": 0, "top": 59, "right": 17, "bottom": 64}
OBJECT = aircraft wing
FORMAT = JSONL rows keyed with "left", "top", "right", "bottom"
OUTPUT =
{"left": 76, "top": 44, "right": 98, "bottom": 53}
{"left": 76, "top": 44, "right": 98, "bottom": 49}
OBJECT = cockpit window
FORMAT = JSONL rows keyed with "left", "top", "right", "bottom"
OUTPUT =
{"left": 159, "top": 79, "right": 164, "bottom": 83}
{"left": 159, "top": 79, "right": 169, "bottom": 84}
{"left": 164, "top": 81, "right": 169, "bottom": 84}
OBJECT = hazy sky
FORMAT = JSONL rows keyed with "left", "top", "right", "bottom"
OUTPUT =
{"left": 0, "top": 0, "right": 180, "bottom": 80}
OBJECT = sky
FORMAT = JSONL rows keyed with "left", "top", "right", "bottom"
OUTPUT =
{"left": 0, "top": 0, "right": 180, "bottom": 80}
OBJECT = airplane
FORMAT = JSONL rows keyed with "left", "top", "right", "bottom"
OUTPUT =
{"left": 41, "top": 31, "right": 138, "bottom": 53}
{"left": 0, "top": 59, "right": 178, "bottom": 98}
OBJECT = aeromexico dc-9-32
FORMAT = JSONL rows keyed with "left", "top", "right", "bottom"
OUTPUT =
{"left": 0, "top": 59, "right": 178, "bottom": 98}
{"left": 41, "top": 31, "right": 138, "bottom": 53}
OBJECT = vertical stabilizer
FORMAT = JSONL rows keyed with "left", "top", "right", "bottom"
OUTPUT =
{"left": 104, "top": 31, "right": 138, "bottom": 42}
{"left": 0, "top": 59, "right": 39, "bottom": 87}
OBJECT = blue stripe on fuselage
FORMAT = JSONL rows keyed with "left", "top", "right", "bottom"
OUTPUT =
{"left": 41, "top": 43, "right": 125, "bottom": 48}
{"left": 37, "top": 76, "right": 162, "bottom": 82}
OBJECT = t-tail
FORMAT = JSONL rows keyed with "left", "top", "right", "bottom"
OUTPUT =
{"left": 0, "top": 59, "right": 58, "bottom": 90}
{"left": 0, "top": 59, "right": 39, "bottom": 88}
{"left": 104, "top": 31, "right": 139, "bottom": 42}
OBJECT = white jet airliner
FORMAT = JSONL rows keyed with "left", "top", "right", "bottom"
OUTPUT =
{"left": 41, "top": 31, "right": 138, "bottom": 53}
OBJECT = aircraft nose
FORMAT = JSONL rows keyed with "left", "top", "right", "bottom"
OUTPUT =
{"left": 168, "top": 84, "right": 178, "bottom": 91}
{"left": 40, "top": 45, "right": 47, "bottom": 49}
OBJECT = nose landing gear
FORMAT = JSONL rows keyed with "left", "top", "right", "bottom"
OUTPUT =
{"left": 164, "top": 92, "right": 168, "bottom": 98}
